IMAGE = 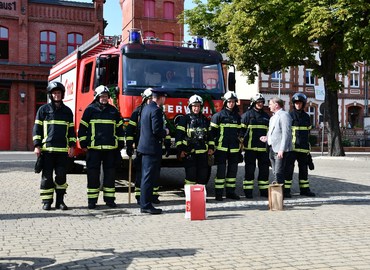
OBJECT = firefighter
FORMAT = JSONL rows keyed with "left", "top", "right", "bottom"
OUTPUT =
{"left": 78, "top": 85, "right": 125, "bottom": 209}
{"left": 32, "top": 82, "right": 76, "bottom": 211}
{"left": 210, "top": 91, "right": 242, "bottom": 201}
{"left": 126, "top": 88, "right": 167, "bottom": 204}
{"left": 175, "top": 95, "right": 213, "bottom": 185}
{"left": 285, "top": 93, "right": 316, "bottom": 197}
{"left": 241, "top": 93, "right": 270, "bottom": 198}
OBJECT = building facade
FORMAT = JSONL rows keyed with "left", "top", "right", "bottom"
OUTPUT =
{"left": 120, "top": 0, "right": 184, "bottom": 44}
{"left": 0, "top": 0, "right": 105, "bottom": 150}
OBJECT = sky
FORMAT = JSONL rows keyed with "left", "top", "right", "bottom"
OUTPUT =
{"left": 76, "top": 0, "right": 194, "bottom": 41}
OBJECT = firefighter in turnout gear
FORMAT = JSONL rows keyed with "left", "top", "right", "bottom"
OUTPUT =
{"left": 126, "top": 88, "right": 166, "bottom": 204}
{"left": 210, "top": 91, "right": 242, "bottom": 201}
{"left": 176, "top": 95, "right": 213, "bottom": 185}
{"left": 285, "top": 93, "right": 316, "bottom": 197}
{"left": 32, "top": 82, "right": 76, "bottom": 211}
{"left": 241, "top": 93, "right": 270, "bottom": 198}
{"left": 78, "top": 85, "right": 125, "bottom": 209}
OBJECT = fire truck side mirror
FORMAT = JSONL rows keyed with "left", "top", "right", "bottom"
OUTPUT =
{"left": 228, "top": 72, "right": 236, "bottom": 92}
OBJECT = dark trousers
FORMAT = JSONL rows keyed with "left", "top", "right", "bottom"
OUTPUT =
{"left": 243, "top": 150, "right": 270, "bottom": 191}
{"left": 285, "top": 151, "right": 310, "bottom": 191}
{"left": 140, "top": 153, "right": 162, "bottom": 209}
{"left": 184, "top": 152, "right": 209, "bottom": 185}
{"left": 269, "top": 148, "right": 289, "bottom": 185}
{"left": 135, "top": 152, "right": 160, "bottom": 199}
{"left": 86, "top": 150, "right": 116, "bottom": 203}
{"left": 40, "top": 152, "right": 68, "bottom": 203}
{"left": 214, "top": 150, "right": 239, "bottom": 195}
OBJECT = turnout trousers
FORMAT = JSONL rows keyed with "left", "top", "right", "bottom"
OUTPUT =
{"left": 285, "top": 151, "right": 311, "bottom": 193}
{"left": 243, "top": 150, "right": 270, "bottom": 196}
{"left": 184, "top": 152, "right": 209, "bottom": 185}
{"left": 214, "top": 150, "right": 239, "bottom": 196}
{"left": 40, "top": 152, "right": 68, "bottom": 203}
{"left": 86, "top": 149, "right": 116, "bottom": 204}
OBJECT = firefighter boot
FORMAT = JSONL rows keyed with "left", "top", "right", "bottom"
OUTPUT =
{"left": 42, "top": 200, "right": 52, "bottom": 211}
{"left": 55, "top": 191, "right": 68, "bottom": 210}
{"left": 215, "top": 189, "right": 223, "bottom": 201}
{"left": 259, "top": 189, "right": 268, "bottom": 198}
{"left": 226, "top": 188, "right": 240, "bottom": 200}
{"left": 244, "top": 189, "right": 253, "bottom": 199}
{"left": 283, "top": 188, "right": 292, "bottom": 199}
{"left": 88, "top": 199, "right": 97, "bottom": 209}
{"left": 300, "top": 188, "right": 316, "bottom": 197}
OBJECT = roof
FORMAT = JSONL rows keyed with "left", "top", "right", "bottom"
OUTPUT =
{"left": 28, "top": 0, "right": 94, "bottom": 8}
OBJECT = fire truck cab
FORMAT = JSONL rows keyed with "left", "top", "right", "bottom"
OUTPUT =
{"left": 48, "top": 29, "right": 233, "bottom": 169}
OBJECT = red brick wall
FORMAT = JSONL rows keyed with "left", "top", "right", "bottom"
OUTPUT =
{"left": 0, "top": 0, "right": 104, "bottom": 150}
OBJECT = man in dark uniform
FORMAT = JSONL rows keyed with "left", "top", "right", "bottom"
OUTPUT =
{"left": 137, "top": 89, "right": 169, "bottom": 214}
{"left": 33, "top": 82, "right": 76, "bottom": 210}
{"left": 285, "top": 93, "right": 316, "bottom": 197}
{"left": 126, "top": 88, "right": 168, "bottom": 204}
{"left": 241, "top": 93, "right": 270, "bottom": 198}
{"left": 78, "top": 85, "right": 125, "bottom": 209}
{"left": 210, "top": 91, "right": 242, "bottom": 201}
{"left": 175, "top": 95, "right": 213, "bottom": 185}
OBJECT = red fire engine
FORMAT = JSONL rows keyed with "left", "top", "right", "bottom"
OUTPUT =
{"left": 48, "top": 29, "right": 234, "bottom": 169}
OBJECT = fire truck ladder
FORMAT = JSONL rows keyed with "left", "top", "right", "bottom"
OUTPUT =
{"left": 78, "top": 33, "right": 122, "bottom": 58}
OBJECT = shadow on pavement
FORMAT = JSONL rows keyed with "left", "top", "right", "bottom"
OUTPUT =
{"left": 0, "top": 248, "right": 198, "bottom": 270}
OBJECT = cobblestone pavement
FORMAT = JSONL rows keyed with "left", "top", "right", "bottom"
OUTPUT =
{"left": 1, "top": 152, "right": 370, "bottom": 269}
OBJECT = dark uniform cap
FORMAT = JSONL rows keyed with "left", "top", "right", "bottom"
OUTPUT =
{"left": 151, "top": 89, "right": 168, "bottom": 97}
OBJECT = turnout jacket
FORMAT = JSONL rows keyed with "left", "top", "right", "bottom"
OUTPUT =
{"left": 175, "top": 113, "right": 212, "bottom": 154}
{"left": 33, "top": 102, "right": 76, "bottom": 152}
{"left": 290, "top": 109, "right": 311, "bottom": 153}
{"left": 241, "top": 108, "right": 270, "bottom": 151}
{"left": 78, "top": 102, "right": 125, "bottom": 150}
{"left": 210, "top": 107, "right": 241, "bottom": 153}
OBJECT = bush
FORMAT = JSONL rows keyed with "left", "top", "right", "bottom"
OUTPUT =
{"left": 342, "top": 139, "right": 352, "bottom": 147}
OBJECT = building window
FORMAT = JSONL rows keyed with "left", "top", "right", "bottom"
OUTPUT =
{"left": 271, "top": 71, "right": 282, "bottom": 80}
{"left": 306, "top": 69, "right": 315, "bottom": 85}
{"left": 143, "top": 31, "right": 156, "bottom": 44}
{"left": 40, "top": 31, "right": 57, "bottom": 63}
{"left": 144, "top": 0, "right": 155, "bottom": 17}
{"left": 35, "top": 87, "right": 47, "bottom": 114}
{"left": 307, "top": 105, "right": 316, "bottom": 128}
{"left": 163, "top": 32, "right": 174, "bottom": 46}
{"left": 67, "top": 33, "right": 83, "bottom": 54}
{"left": 206, "top": 78, "right": 218, "bottom": 89}
{"left": 163, "top": 1, "right": 174, "bottom": 19}
{"left": 0, "top": 26, "right": 9, "bottom": 61}
{"left": 350, "top": 66, "right": 359, "bottom": 87}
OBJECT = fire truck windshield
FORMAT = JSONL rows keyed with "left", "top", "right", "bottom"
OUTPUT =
{"left": 123, "top": 57, "right": 225, "bottom": 98}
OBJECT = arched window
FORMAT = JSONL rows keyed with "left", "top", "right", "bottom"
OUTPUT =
{"left": 163, "top": 1, "right": 174, "bottom": 19}
{"left": 67, "top": 33, "right": 83, "bottom": 54}
{"left": 40, "top": 31, "right": 57, "bottom": 63}
{"left": 348, "top": 105, "right": 361, "bottom": 128}
{"left": 144, "top": 0, "right": 155, "bottom": 17}
{"left": 163, "top": 32, "right": 174, "bottom": 46}
{"left": 0, "top": 26, "right": 9, "bottom": 61}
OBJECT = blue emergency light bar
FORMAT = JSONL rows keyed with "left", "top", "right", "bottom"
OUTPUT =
{"left": 129, "top": 29, "right": 141, "bottom": 44}
{"left": 194, "top": 37, "right": 204, "bottom": 49}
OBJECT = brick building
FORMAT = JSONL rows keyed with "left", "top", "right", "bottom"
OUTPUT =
{"left": 120, "top": 0, "right": 184, "bottom": 44}
{"left": 0, "top": 0, "right": 105, "bottom": 150}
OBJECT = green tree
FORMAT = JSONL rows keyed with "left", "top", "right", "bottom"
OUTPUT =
{"left": 184, "top": 0, "right": 370, "bottom": 156}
